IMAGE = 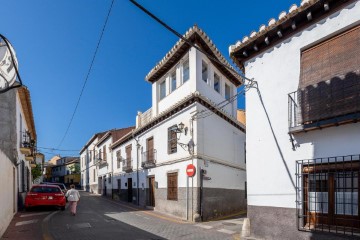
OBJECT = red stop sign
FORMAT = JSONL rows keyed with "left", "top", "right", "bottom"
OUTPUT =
{"left": 186, "top": 164, "right": 196, "bottom": 177}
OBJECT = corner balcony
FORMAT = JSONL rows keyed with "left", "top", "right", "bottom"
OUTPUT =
{"left": 136, "top": 108, "right": 153, "bottom": 128}
{"left": 20, "top": 131, "right": 34, "bottom": 155}
{"left": 141, "top": 150, "right": 157, "bottom": 169}
{"left": 288, "top": 79, "right": 360, "bottom": 133}
{"left": 122, "top": 158, "right": 133, "bottom": 173}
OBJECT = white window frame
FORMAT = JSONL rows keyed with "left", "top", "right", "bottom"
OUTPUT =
{"left": 202, "top": 60, "right": 208, "bottom": 83}
{"left": 170, "top": 70, "right": 177, "bottom": 93}
{"left": 214, "top": 71, "right": 221, "bottom": 94}
{"left": 159, "top": 79, "right": 166, "bottom": 100}
{"left": 182, "top": 57, "right": 190, "bottom": 84}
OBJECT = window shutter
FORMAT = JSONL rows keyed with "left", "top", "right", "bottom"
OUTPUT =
{"left": 299, "top": 25, "right": 360, "bottom": 123}
{"left": 103, "top": 145, "right": 107, "bottom": 161}
{"left": 167, "top": 172, "right": 178, "bottom": 200}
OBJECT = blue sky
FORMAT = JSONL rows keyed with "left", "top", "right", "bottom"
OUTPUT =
{"left": 2, "top": 0, "right": 295, "bottom": 160}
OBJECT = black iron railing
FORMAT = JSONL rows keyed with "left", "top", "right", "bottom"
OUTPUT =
{"left": 296, "top": 155, "right": 360, "bottom": 237}
{"left": 122, "top": 158, "right": 132, "bottom": 172}
{"left": 20, "top": 131, "right": 34, "bottom": 148}
{"left": 141, "top": 149, "right": 157, "bottom": 169}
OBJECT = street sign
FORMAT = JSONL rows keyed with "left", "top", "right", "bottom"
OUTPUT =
{"left": 186, "top": 164, "right": 196, "bottom": 177}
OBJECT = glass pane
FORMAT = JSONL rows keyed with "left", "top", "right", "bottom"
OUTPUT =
{"left": 160, "top": 81, "right": 166, "bottom": 100}
{"left": 214, "top": 73, "right": 220, "bottom": 93}
{"left": 171, "top": 71, "right": 176, "bottom": 92}
{"left": 183, "top": 60, "right": 189, "bottom": 82}
{"left": 225, "top": 83, "right": 231, "bottom": 100}
{"left": 335, "top": 171, "right": 358, "bottom": 216}
{"left": 308, "top": 173, "right": 328, "bottom": 213}
{"left": 202, "top": 61, "right": 208, "bottom": 83}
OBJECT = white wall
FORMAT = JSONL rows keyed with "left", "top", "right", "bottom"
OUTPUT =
{"left": 0, "top": 150, "right": 16, "bottom": 238}
{"left": 245, "top": 1, "right": 360, "bottom": 208}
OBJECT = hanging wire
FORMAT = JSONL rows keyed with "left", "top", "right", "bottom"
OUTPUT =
{"left": 57, "top": 0, "right": 115, "bottom": 149}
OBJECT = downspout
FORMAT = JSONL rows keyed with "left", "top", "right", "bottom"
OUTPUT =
{"left": 132, "top": 131, "right": 140, "bottom": 206}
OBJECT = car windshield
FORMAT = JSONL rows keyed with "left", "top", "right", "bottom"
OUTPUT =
{"left": 31, "top": 186, "right": 61, "bottom": 193}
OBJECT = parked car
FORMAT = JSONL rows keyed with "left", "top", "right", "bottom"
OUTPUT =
{"left": 25, "top": 185, "right": 66, "bottom": 210}
{"left": 40, "top": 182, "right": 67, "bottom": 194}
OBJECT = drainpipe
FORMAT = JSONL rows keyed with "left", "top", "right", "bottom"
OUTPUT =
{"left": 133, "top": 132, "right": 140, "bottom": 206}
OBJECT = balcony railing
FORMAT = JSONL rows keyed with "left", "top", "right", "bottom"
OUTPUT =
{"left": 122, "top": 158, "right": 133, "bottom": 173}
{"left": 141, "top": 149, "right": 157, "bottom": 169}
{"left": 138, "top": 108, "right": 153, "bottom": 128}
{"left": 288, "top": 82, "right": 360, "bottom": 133}
{"left": 20, "top": 131, "right": 35, "bottom": 155}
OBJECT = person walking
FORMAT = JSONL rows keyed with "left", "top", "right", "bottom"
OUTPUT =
{"left": 65, "top": 184, "right": 80, "bottom": 216}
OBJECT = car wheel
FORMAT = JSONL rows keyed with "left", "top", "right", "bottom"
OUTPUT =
{"left": 60, "top": 206, "right": 65, "bottom": 211}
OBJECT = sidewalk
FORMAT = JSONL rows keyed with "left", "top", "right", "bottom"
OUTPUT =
{"left": 1, "top": 210, "right": 49, "bottom": 240}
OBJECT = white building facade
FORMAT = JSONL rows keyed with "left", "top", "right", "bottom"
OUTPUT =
{"left": 0, "top": 86, "right": 36, "bottom": 237}
{"left": 230, "top": 0, "right": 360, "bottom": 239}
{"left": 107, "top": 26, "right": 246, "bottom": 221}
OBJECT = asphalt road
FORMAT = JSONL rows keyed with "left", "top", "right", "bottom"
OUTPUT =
{"left": 46, "top": 192, "right": 243, "bottom": 240}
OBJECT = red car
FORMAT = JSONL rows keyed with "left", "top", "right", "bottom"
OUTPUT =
{"left": 25, "top": 185, "right": 66, "bottom": 210}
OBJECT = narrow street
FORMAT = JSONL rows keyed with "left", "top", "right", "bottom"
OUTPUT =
{"left": 2, "top": 191, "right": 245, "bottom": 240}
{"left": 49, "top": 192, "right": 244, "bottom": 240}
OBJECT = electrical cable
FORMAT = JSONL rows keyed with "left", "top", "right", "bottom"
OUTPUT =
{"left": 129, "top": 0, "right": 257, "bottom": 120}
{"left": 37, "top": 146, "right": 79, "bottom": 152}
{"left": 129, "top": 0, "right": 255, "bottom": 84}
{"left": 57, "top": 0, "right": 115, "bottom": 149}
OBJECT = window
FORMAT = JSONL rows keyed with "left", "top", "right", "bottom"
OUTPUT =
{"left": 159, "top": 80, "right": 166, "bottom": 100}
{"left": 167, "top": 172, "right": 178, "bottom": 200}
{"left": 225, "top": 83, "right": 231, "bottom": 100}
{"left": 168, "top": 126, "right": 177, "bottom": 154}
{"left": 89, "top": 151, "right": 92, "bottom": 162}
{"left": 116, "top": 150, "right": 121, "bottom": 168}
{"left": 296, "top": 155, "right": 360, "bottom": 236}
{"left": 214, "top": 73, "right": 220, "bottom": 93}
{"left": 297, "top": 25, "right": 360, "bottom": 125}
{"left": 93, "top": 169, "right": 96, "bottom": 182}
{"left": 202, "top": 60, "right": 208, "bottom": 83}
{"left": 170, "top": 71, "right": 176, "bottom": 92}
{"left": 108, "top": 174, "right": 112, "bottom": 184}
{"left": 103, "top": 145, "right": 107, "bottom": 161}
{"left": 182, "top": 59, "right": 189, "bottom": 83}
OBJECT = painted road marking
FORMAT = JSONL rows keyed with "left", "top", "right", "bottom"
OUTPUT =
{"left": 217, "top": 229, "right": 236, "bottom": 235}
{"left": 144, "top": 217, "right": 150, "bottom": 220}
{"left": 20, "top": 212, "right": 50, "bottom": 218}
{"left": 135, "top": 214, "right": 141, "bottom": 217}
{"left": 224, "top": 219, "right": 244, "bottom": 225}
{"left": 15, "top": 219, "right": 39, "bottom": 226}
{"left": 66, "top": 223, "right": 91, "bottom": 230}
{"left": 195, "top": 224, "right": 213, "bottom": 229}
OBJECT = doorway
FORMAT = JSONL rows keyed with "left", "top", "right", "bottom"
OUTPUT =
{"left": 127, "top": 178, "right": 133, "bottom": 202}
{"left": 149, "top": 176, "right": 155, "bottom": 207}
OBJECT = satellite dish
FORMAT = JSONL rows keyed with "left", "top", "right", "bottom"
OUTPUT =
{"left": 0, "top": 36, "right": 20, "bottom": 93}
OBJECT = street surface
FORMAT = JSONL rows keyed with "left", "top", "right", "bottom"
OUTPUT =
{"left": 2, "top": 191, "right": 245, "bottom": 240}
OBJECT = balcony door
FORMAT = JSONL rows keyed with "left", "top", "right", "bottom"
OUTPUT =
{"left": 147, "top": 137, "right": 154, "bottom": 163}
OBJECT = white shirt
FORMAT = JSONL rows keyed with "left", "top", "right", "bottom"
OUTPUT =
{"left": 66, "top": 189, "right": 80, "bottom": 202}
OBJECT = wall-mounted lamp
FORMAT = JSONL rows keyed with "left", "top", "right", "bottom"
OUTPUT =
{"left": 171, "top": 122, "right": 188, "bottom": 136}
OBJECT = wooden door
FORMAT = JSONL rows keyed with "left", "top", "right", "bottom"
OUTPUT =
{"left": 149, "top": 177, "right": 155, "bottom": 207}
{"left": 127, "top": 178, "right": 132, "bottom": 202}
{"left": 147, "top": 137, "right": 154, "bottom": 163}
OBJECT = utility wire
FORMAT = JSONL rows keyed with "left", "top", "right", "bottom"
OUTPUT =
{"left": 129, "top": 0, "right": 257, "bottom": 120}
{"left": 37, "top": 146, "right": 79, "bottom": 152}
{"left": 57, "top": 0, "right": 115, "bottom": 149}
{"left": 129, "top": 0, "right": 254, "bottom": 83}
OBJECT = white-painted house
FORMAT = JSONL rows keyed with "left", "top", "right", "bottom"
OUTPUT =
{"left": 105, "top": 25, "right": 247, "bottom": 221}
{"left": 0, "top": 86, "right": 37, "bottom": 237}
{"left": 230, "top": 0, "right": 360, "bottom": 239}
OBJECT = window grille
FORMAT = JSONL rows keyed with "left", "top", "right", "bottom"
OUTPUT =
{"left": 168, "top": 126, "right": 177, "bottom": 154}
{"left": 296, "top": 154, "right": 360, "bottom": 237}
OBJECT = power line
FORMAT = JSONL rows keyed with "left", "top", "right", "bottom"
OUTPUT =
{"left": 37, "top": 146, "right": 79, "bottom": 152}
{"left": 129, "top": 0, "right": 257, "bottom": 120}
{"left": 129, "top": 0, "right": 255, "bottom": 84}
{"left": 57, "top": 0, "right": 115, "bottom": 149}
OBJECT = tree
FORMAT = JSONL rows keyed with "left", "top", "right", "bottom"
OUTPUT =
{"left": 68, "top": 164, "right": 80, "bottom": 174}
{"left": 31, "top": 164, "right": 42, "bottom": 181}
